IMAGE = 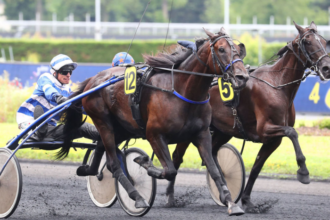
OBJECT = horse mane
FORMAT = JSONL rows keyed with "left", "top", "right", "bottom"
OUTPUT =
{"left": 143, "top": 46, "right": 193, "bottom": 70}
{"left": 143, "top": 37, "right": 210, "bottom": 70}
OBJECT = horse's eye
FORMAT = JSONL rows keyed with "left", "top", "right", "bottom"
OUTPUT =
{"left": 305, "top": 41, "right": 311, "bottom": 45}
{"left": 219, "top": 48, "right": 225, "bottom": 53}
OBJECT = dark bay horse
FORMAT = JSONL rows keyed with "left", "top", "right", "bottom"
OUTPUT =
{"left": 59, "top": 28, "right": 249, "bottom": 215}
{"left": 168, "top": 22, "right": 330, "bottom": 212}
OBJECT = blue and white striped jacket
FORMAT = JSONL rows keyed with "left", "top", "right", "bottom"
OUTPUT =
{"left": 16, "top": 73, "right": 71, "bottom": 126}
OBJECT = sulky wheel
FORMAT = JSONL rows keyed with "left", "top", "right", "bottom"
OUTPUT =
{"left": 0, "top": 148, "right": 23, "bottom": 219}
{"left": 115, "top": 147, "right": 156, "bottom": 217}
{"left": 206, "top": 143, "right": 245, "bottom": 206}
{"left": 86, "top": 150, "right": 117, "bottom": 208}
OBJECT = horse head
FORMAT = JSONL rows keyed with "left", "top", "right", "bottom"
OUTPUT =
{"left": 203, "top": 27, "right": 249, "bottom": 90}
{"left": 291, "top": 21, "right": 330, "bottom": 81}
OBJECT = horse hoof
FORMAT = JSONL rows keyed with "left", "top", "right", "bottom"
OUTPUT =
{"left": 133, "top": 155, "right": 150, "bottom": 168}
{"left": 297, "top": 171, "right": 310, "bottom": 184}
{"left": 242, "top": 200, "right": 259, "bottom": 214}
{"left": 135, "top": 198, "right": 150, "bottom": 208}
{"left": 165, "top": 194, "right": 175, "bottom": 208}
{"left": 76, "top": 165, "right": 98, "bottom": 176}
{"left": 228, "top": 203, "right": 245, "bottom": 216}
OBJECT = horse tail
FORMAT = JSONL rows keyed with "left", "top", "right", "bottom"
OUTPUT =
{"left": 55, "top": 77, "right": 91, "bottom": 160}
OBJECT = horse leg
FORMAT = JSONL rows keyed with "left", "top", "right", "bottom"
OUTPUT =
{"left": 165, "top": 141, "right": 190, "bottom": 207}
{"left": 283, "top": 126, "right": 310, "bottom": 183}
{"left": 77, "top": 140, "right": 105, "bottom": 176}
{"left": 95, "top": 119, "right": 149, "bottom": 208}
{"left": 134, "top": 133, "right": 177, "bottom": 180}
{"left": 241, "top": 138, "right": 281, "bottom": 213}
{"left": 193, "top": 129, "right": 244, "bottom": 216}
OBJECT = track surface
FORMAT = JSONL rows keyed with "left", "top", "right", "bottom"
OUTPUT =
{"left": 7, "top": 161, "right": 330, "bottom": 220}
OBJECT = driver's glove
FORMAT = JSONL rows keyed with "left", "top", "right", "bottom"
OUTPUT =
{"left": 56, "top": 95, "right": 69, "bottom": 105}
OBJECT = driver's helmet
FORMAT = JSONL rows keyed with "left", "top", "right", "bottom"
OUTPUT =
{"left": 50, "top": 54, "right": 77, "bottom": 74}
{"left": 112, "top": 52, "right": 135, "bottom": 67}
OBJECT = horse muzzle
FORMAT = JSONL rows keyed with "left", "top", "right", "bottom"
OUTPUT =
{"left": 230, "top": 73, "right": 249, "bottom": 90}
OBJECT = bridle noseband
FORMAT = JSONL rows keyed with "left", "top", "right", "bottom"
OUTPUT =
{"left": 291, "top": 30, "right": 330, "bottom": 80}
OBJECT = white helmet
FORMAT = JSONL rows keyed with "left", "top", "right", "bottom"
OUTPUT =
{"left": 50, "top": 54, "right": 77, "bottom": 74}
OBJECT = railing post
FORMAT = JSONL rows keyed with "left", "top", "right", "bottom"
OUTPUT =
{"left": 8, "top": 46, "right": 14, "bottom": 62}
{"left": 86, "top": 13, "right": 90, "bottom": 34}
{"left": 253, "top": 16, "right": 257, "bottom": 25}
{"left": 69, "top": 13, "right": 74, "bottom": 34}
{"left": 286, "top": 16, "right": 290, "bottom": 37}
{"left": 1, "top": 48, "right": 6, "bottom": 62}
{"left": 237, "top": 16, "right": 241, "bottom": 35}
{"left": 18, "top": 12, "right": 23, "bottom": 34}
{"left": 52, "top": 13, "right": 57, "bottom": 33}
{"left": 304, "top": 17, "right": 308, "bottom": 26}
{"left": 270, "top": 15, "right": 274, "bottom": 37}
{"left": 258, "top": 30, "right": 263, "bottom": 64}
{"left": 36, "top": 12, "right": 40, "bottom": 33}
{"left": 95, "top": 0, "right": 102, "bottom": 40}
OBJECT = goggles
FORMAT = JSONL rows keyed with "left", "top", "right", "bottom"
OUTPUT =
{"left": 58, "top": 70, "right": 72, "bottom": 76}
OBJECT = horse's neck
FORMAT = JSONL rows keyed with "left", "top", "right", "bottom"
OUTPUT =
{"left": 175, "top": 53, "right": 213, "bottom": 101}
{"left": 268, "top": 50, "right": 306, "bottom": 104}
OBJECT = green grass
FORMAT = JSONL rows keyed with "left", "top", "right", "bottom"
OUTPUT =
{"left": 1, "top": 123, "right": 329, "bottom": 179}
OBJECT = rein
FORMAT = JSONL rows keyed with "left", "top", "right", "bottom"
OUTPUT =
{"left": 250, "top": 69, "right": 313, "bottom": 89}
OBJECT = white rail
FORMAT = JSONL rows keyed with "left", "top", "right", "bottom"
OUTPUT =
{"left": 1, "top": 20, "right": 330, "bottom": 40}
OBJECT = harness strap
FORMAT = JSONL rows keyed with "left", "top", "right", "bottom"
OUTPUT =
{"left": 173, "top": 91, "right": 210, "bottom": 104}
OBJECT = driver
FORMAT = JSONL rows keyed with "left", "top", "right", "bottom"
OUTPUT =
{"left": 16, "top": 53, "right": 134, "bottom": 176}
{"left": 16, "top": 54, "right": 100, "bottom": 143}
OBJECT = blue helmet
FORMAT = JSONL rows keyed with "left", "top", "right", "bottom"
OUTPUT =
{"left": 112, "top": 52, "right": 135, "bottom": 67}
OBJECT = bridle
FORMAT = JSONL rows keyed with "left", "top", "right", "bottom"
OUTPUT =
{"left": 210, "top": 35, "right": 244, "bottom": 82}
{"left": 290, "top": 29, "right": 330, "bottom": 81}
{"left": 194, "top": 34, "right": 244, "bottom": 84}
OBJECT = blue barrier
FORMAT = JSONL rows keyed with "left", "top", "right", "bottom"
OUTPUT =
{"left": 0, "top": 62, "right": 329, "bottom": 114}
{"left": 294, "top": 75, "right": 330, "bottom": 114}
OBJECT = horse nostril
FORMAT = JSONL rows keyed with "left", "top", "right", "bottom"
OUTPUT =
{"left": 322, "top": 66, "right": 330, "bottom": 73}
{"left": 236, "top": 75, "right": 249, "bottom": 82}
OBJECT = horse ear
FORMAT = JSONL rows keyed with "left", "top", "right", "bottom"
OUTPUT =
{"left": 238, "top": 43, "right": 246, "bottom": 59}
{"left": 220, "top": 27, "right": 228, "bottom": 35}
{"left": 309, "top": 21, "right": 317, "bottom": 32}
{"left": 293, "top": 21, "right": 304, "bottom": 35}
{"left": 203, "top": 27, "right": 215, "bottom": 39}
{"left": 277, "top": 45, "right": 289, "bottom": 57}
{"left": 326, "top": 41, "right": 330, "bottom": 54}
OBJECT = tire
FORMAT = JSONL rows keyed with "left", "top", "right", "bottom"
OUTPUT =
{"left": 86, "top": 150, "right": 117, "bottom": 208}
{"left": 115, "top": 147, "right": 156, "bottom": 217}
{"left": 206, "top": 143, "right": 245, "bottom": 206}
{"left": 0, "top": 148, "right": 23, "bottom": 219}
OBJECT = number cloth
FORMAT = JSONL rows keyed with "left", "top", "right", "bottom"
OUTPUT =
{"left": 16, "top": 73, "right": 71, "bottom": 127}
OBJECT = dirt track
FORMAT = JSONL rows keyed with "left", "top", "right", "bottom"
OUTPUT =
{"left": 8, "top": 161, "right": 330, "bottom": 220}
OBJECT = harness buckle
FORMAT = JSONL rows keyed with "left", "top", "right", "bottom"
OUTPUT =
{"left": 232, "top": 108, "right": 237, "bottom": 116}
{"left": 223, "top": 73, "right": 229, "bottom": 81}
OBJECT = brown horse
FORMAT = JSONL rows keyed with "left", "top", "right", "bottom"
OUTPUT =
{"left": 59, "top": 28, "right": 249, "bottom": 215}
{"left": 167, "top": 21, "right": 330, "bottom": 213}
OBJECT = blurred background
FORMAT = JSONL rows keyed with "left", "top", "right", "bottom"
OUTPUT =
{"left": 0, "top": 0, "right": 330, "bottom": 124}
